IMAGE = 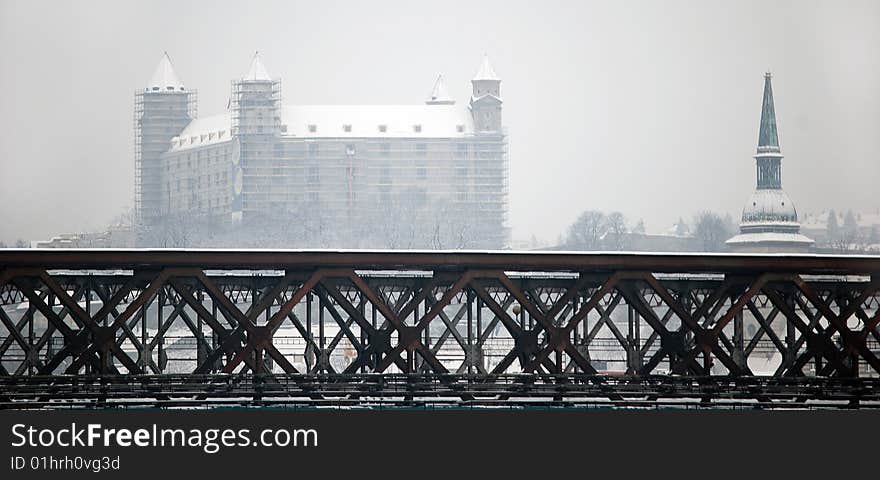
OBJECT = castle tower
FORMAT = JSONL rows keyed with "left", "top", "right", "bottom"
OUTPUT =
{"left": 469, "top": 55, "right": 502, "bottom": 133}
{"left": 134, "top": 52, "right": 196, "bottom": 221}
{"left": 726, "top": 73, "right": 813, "bottom": 252}
{"left": 231, "top": 52, "right": 281, "bottom": 218}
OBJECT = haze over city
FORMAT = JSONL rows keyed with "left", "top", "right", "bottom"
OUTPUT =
{"left": 1, "top": 0, "right": 878, "bottom": 246}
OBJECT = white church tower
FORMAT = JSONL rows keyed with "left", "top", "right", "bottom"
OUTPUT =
{"left": 726, "top": 73, "right": 813, "bottom": 253}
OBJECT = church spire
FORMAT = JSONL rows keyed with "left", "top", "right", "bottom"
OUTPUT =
{"left": 147, "top": 52, "right": 185, "bottom": 92}
{"left": 757, "top": 72, "right": 779, "bottom": 153}
{"left": 725, "top": 71, "right": 813, "bottom": 252}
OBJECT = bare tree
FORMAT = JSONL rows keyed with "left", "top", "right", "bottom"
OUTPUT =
{"left": 674, "top": 217, "right": 690, "bottom": 237}
{"left": 842, "top": 210, "right": 860, "bottom": 246}
{"left": 632, "top": 219, "right": 646, "bottom": 235}
{"left": 565, "top": 211, "right": 606, "bottom": 250}
{"left": 603, "top": 211, "right": 629, "bottom": 250}
{"left": 826, "top": 209, "right": 839, "bottom": 245}
{"left": 692, "top": 211, "right": 732, "bottom": 252}
{"left": 432, "top": 201, "right": 476, "bottom": 250}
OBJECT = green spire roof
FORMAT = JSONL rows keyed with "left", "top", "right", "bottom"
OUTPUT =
{"left": 758, "top": 72, "right": 780, "bottom": 152}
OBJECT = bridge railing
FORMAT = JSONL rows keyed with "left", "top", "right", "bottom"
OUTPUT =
{"left": 1, "top": 249, "right": 878, "bottom": 378}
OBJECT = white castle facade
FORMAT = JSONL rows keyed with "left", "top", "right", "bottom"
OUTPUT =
{"left": 135, "top": 53, "right": 508, "bottom": 248}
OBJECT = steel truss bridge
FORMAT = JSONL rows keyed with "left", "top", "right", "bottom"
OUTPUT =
{"left": 1, "top": 250, "right": 879, "bottom": 409}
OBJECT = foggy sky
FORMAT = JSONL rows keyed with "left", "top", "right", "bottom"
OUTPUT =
{"left": 1, "top": 0, "right": 878, "bottom": 245}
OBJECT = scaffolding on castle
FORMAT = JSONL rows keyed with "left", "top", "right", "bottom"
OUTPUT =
{"left": 134, "top": 89, "right": 197, "bottom": 222}
{"left": 230, "top": 78, "right": 281, "bottom": 137}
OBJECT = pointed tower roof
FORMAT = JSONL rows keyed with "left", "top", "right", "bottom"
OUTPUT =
{"left": 147, "top": 52, "right": 185, "bottom": 92}
{"left": 473, "top": 54, "right": 500, "bottom": 81}
{"left": 243, "top": 51, "right": 271, "bottom": 81}
{"left": 425, "top": 75, "right": 455, "bottom": 105}
{"left": 757, "top": 72, "right": 780, "bottom": 153}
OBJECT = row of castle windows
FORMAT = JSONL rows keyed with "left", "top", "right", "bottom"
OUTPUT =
{"left": 172, "top": 172, "right": 229, "bottom": 191}
{"left": 300, "top": 124, "right": 466, "bottom": 134}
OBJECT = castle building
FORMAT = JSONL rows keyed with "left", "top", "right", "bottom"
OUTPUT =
{"left": 726, "top": 73, "right": 813, "bottom": 253}
{"left": 134, "top": 53, "right": 508, "bottom": 248}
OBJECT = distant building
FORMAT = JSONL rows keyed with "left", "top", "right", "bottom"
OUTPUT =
{"left": 624, "top": 231, "right": 701, "bottom": 252}
{"left": 801, "top": 210, "right": 880, "bottom": 245}
{"left": 726, "top": 73, "right": 813, "bottom": 253}
{"left": 134, "top": 52, "right": 509, "bottom": 248}
{"left": 32, "top": 225, "right": 133, "bottom": 249}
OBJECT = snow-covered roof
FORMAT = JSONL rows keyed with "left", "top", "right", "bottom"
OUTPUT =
{"left": 282, "top": 104, "right": 473, "bottom": 137}
{"left": 243, "top": 51, "right": 271, "bottom": 81}
{"left": 726, "top": 232, "right": 814, "bottom": 245}
{"left": 425, "top": 75, "right": 455, "bottom": 105}
{"left": 171, "top": 104, "right": 476, "bottom": 149}
{"left": 800, "top": 210, "right": 880, "bottom": 230}
{"left": 171, "top": 112, "right": 232, "bottom": 150}
{"left": 147, "top": 52, "right": 185, "bottom": 92}
{"left": 473, "top": 54, "right": 500, "bottom": 81}
{"left": 741, "top": 189, "right": 798, "bottom": 223}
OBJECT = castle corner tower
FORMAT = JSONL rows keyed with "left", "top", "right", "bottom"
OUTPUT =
{"left": 134, "top": 52, "right": 196, "bottom": 223}
{"left": 231, "top": 52, "right": 281, "bottom": 219}
{"left": 469, "top": 55, "right": 502, "bottom": 133}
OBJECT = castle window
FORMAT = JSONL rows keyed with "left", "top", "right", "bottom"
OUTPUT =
{"left": 308, "top": 124, "right": 317, "bottom": 133}
{"left": 378, "top": 124, "right": 387, "bottom": 133}
{"left": 456, "top": 125, "right": 465, "bottom": 133}
{"left": 280, "top": 125, "right": 288, "bottom": 133}
{"left": 343, "top": 124, "right": 352, "bottom": 133}
{"left": 413, "top": 124, "right": 422, "bottom": 133}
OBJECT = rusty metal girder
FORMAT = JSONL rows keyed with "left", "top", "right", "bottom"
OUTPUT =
{"left": 0, "top": 250, "right": 878, "bottom": 388}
